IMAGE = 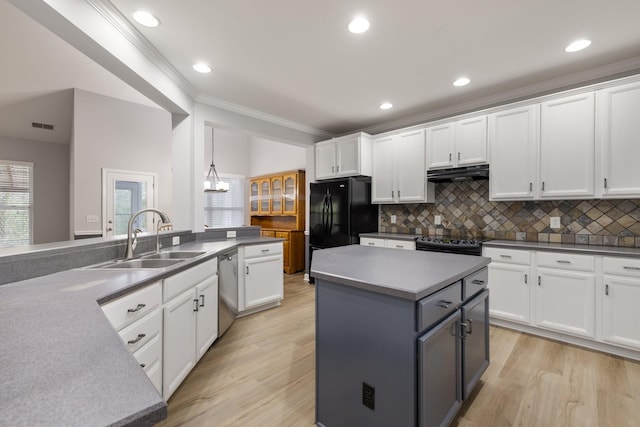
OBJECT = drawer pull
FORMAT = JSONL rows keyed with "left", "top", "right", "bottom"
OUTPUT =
{"left": 436, "top": 300, "right": 453, "bottom": 309}
{"left": 605, "top": 284, "right": 609, "bottom": 296}
{"left": 127, "top": 333, "right": 146, "bottom": 345}
{"left": 261, "top": 249, "right": 270, "bottom": 253}
{"left": 199, "top": 294, "right": 205, "bottom": 307}
{"left": 140, "top": 363, "right": 146, "bottom": 368}
{"left": 395, "top": 245, "right": 403, "bottom": 248}
{"left": 127, "top": 303, "right": 146, "bottom": 313}
{"left": 471, "top": 279, "right": 485, "bottom": 285}
{"left": 368, "top": 242, "right": 375, "bottom": 245}
{"left": 500, "top": 255, "right": 512, "bottom": 259}
{"left": 623, "top": 266, "right": 640, "bottom": 271}
{"left": 557, "top": 260, "right": 571, "bottom": 264}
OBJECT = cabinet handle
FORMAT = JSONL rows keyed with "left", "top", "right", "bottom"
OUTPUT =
{"left": 471, "top": 279, "right": 485, "bottom": 285}
{"left": 436, "top": 300, "right": 453, "bottom": 309}
{"left": 398, "top": 190, "right": 401, "bottom": 198}
{"left": 127, "top": 333, "right": 146, "bottom": 345}
{"left": 605, "top": 284, "right": 609, "bottom": 296}
{"left": 392, "top": 190, "right": 394, "bottom": 198}
{"left": 332, "top": 166, "right": 335, "bottom": 173}
{"left": 246, "top": 266, "right": 249, "bottom": 275}
{"left": 538, "top": 276, "right": 541, "bottom": 286}
{"left": 458, "top": 152, "right": 461, "bottom": 160}
{"left": 524, "top": 274, "right": 528, "bottom": 284}
{"left": 193, "top": 298, "right": 199, "bottom": 312}
{"left": 557, "top": 260, "right": 571, "bottom": 264}
{"left": 500, "top": 254, "right": 512, "bottom": 259}
{"left": 449, "top": 153, "right": 452, "bottom": 161}
{"left": 336, "top": 165, "right": 340, "bottom": 172}
{"left": 466, "top": 318, "right": 473, "bottom": 334}
{"left": 604, "top": 178, "right": 608, "bottom": 189}
{"left": 261, "top": 249, "right": 270, "bottom": 253}
{"left": 127, "top": 303, "right": 146, "bottom": 313}
{"left": 395, "top": 245, "right": 403, "bottom": 248}
{"left": 199, "top": 294, "right": 205, "bottom": 307}
{"left": 542, "top": 182, "right": 545, "bottom": 191}
{"left": 623, "top": 266, "right": 640, "bottom": 271}
{"left": 368, "top": 242, "right": 375, "bottom": 245}
{"left": 529, "top": 182, "right": 533, "bottom": 192}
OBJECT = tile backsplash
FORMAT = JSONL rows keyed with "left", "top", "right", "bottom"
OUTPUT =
{"left": 379, "top": 180, "right": 640, "bottom": 247}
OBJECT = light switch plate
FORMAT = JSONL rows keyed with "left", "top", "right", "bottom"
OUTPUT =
{"left": 172, "top": 236, "right": 180, "bottom": 246}
{"left": 550, "top": 216, "right": 561, "bottom": 229}
{"left": 227, "top": 230, "right": 236, "bottom": 239}
{"left": 390, "top": 215, "right": 397, "bottom": 224}
{"left": 435, "top": 215, "right": 442, "bottom": 225}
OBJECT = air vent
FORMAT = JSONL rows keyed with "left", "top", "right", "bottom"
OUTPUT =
{"left": 31, "top": 122, "right": 55, "bottom": 131}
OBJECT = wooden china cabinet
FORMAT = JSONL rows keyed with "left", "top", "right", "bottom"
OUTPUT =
{"left": 249, "top": 170, "right": 305, "bottom": 274}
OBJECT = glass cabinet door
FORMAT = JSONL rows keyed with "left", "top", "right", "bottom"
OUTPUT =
{"left": 271, "top": 177, "right": 283, "bottom": 214}
{"left": 283, "top": 173, "right": 297, "bottom": 214}
{"left": 249, "top": 180, "right": 259, "bottom": 214}
{"left": 259, "top": 179, "right": 271, "bottom": 214}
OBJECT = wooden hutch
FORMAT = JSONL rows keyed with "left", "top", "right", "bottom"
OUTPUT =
{"left": 249, "top": 170, "right": 305, "bottom": 274}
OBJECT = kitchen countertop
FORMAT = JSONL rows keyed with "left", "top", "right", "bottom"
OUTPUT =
{"left": 484, "top": 239, "right": 640, "bottom": 257}
{"left": 0, "top": 237, "right": 279, "bottom": 427}
{"left": 310, "top": 245, "right": 490, "bottom": 300}
{"left": 359, "top": 232, "right": 418, "bottom": 241}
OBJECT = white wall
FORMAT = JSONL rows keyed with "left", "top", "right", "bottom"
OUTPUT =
{"left": 0, "top": 135, "right": 70, "bottom": 244}
{"left": 249, "top": 137, "right": 306, "bottom": 177}
{"left": 72, "top": 89, "right": 172, "bottom": 235}
{"left": 203, "top": 127, "right": 251, "bottom": 177}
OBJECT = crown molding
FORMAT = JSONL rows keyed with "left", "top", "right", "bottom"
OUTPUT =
{"left": 362, "top": 56, "right": 640, "bottom": 135}
{"left": 85, "top": 0, "right": 199, "bottom": 100}
{"left": 196, "top": 93, "right": 334, "bottom": 139}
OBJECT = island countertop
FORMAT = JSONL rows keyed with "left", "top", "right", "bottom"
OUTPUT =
{"left": 310, "top": 245, "right": 490, "bottom": 301}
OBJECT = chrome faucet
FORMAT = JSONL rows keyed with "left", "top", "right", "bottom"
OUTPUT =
{"left": 124, "top": 208, "right": 171, "bottom": 259}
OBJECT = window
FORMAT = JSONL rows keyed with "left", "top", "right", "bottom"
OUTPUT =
{"left": 0, "top": 160, "right": 33, "bottom": 248}
{"left": 204, "top": 174, "right": 245, "bottom": 227}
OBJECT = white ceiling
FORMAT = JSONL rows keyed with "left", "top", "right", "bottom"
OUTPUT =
{"left": 2, "top": 0, "right": 640, "bottom": 142}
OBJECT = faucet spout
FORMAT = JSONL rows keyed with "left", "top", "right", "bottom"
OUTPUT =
{"left": 124, "top": 208, "right": 171, "bottom": 259}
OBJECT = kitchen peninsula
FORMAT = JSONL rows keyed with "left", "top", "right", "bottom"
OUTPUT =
{"left": 311, "top": 245, "right": 490, "bottom": 427}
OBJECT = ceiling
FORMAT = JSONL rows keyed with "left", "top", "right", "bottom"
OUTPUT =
{"left": 2, "top": 0, "right": 640, "bottom": 142}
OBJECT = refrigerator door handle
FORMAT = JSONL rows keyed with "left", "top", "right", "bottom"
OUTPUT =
{"left": 329, "top": 194, "right": 333, "bottom": 232}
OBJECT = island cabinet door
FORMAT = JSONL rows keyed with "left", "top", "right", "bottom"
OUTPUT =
{"left": 461, "top": 289, "right": 490, "bottom": 400}
{"left": 418, "top": 310, "right": 462, "bottom": 427}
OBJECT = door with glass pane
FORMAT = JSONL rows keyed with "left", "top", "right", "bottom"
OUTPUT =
{"left": 283, "top": 173, "right": 297, "bottom": 215}
{"left": 270, "top": 177, "right": 283, "bottom": 215}
{"left": 103, "top": 169, "right": 156, "bottom": 237}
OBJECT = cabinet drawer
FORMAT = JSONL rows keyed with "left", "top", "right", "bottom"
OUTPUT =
{"left": 463, "top": 267, "right": 488, "bottom": 300}
{"left": 386, "top": 239, "right": 416, "bottom": 250}
{"left": 102, "top": 282, "right": 162, "bottom": 331}
{"left": 261, "top": 230, "right": 276, "bottom": 238}
{"left": 275, "top": 231, "right": 289, "bottom": 240}
{"left": 417, "top": 281, "right": 462, "bottom": 332}
{"left": 360, "top": 237, "right": 384, "bottom": 247}
{"left": 244, "top": 242, "right": 283, "bottom": 258}
{"left": 163, "top": 258, "right": 217, "bottom": 302}
{"left": 118, "top": 308, "right": 162, "bottom": 354}
{"left": 483, "top": 247, "right": 531, "bottom": 265}
{"left": 133, "top": 332, "right": 162, "bottom": 373}
{"left": 603, "top": 257, "right": 640, "bottom": 277}
{"left": 536, "top": 251, "right": 594, "bottom": 272}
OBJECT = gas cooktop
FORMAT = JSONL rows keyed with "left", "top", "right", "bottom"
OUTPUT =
{"left": 414, "top": 236, "right": 484, "bottom": 256}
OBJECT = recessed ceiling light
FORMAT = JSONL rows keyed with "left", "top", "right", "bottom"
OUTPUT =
{"left": 193, "top": 63, "right": 212, "bottom": 73}
{"left": 132, "top": 10, "right": 160, "bottom": 28}
{"left": 379, "top": 102, "right": 393, "bottom": 110}
{"left": 348, "top": 17, "right": 370, "bottom": 34}
{"left": 565, "top": 39, "right": 591, "bottom": 53}
{"left": 453, "top": 77, "right": 470, "bottom": 87}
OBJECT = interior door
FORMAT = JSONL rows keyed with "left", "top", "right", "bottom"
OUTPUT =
{"left": 103, "top": 169, "right": 156, "bottom": 237}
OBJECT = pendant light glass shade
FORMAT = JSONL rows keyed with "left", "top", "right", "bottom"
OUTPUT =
{"left": 204, "top": 127, "right": 229, "bottom": 192}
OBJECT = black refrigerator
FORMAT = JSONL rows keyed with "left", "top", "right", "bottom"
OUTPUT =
{"left": 308, "top": 177, "right": 378, "bottom": 282}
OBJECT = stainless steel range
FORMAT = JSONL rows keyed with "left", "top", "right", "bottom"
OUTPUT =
{"left": 415, "top": 236, "right": 484, "bottom": 256}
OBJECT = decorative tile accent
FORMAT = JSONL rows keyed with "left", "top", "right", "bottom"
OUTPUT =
{"left": 380, "top": 180, "right": 640, "bottom": 247}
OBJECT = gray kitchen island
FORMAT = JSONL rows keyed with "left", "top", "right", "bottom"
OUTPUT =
{"left": 311, "top": 245, "right": 491, "bottom": 427}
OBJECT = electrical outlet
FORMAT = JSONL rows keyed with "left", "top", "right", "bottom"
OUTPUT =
{"left": 362, "top": 383, "right": 375, "bottom": 410}
{"left": 227, "top": 230, "right": 237, "bottom": 239}
{"left": 390, "top": 215, "right": 397, "bottom": 224}
{"left": 550, "top": 216, "right": 561, "bottom": 229}
{"left": 435, "top": 215, "right": 442, "bottom": 225}
{"left": 172, "top": 236, "right": 180, "bottom": 246}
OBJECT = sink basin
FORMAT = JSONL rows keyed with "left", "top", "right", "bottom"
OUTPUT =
{"left": 94, "top": 258, "right": 185, "bottom": 269}
{"left": 142, "top": 251, "right": 206, "bottom": 260}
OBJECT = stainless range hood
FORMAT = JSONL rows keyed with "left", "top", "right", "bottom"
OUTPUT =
{"left": 427, "top": 164, "right": 489, "bottom": 182}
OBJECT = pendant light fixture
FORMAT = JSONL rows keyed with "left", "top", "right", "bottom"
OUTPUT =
{"left": 204, "top": 127, "right": 229, "bottom": 192}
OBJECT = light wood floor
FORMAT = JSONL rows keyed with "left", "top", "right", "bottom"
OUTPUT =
{"left": 159, "top": 273, "right": 640, "bottom": 427}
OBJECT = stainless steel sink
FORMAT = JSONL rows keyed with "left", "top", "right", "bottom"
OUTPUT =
{"left": 92, "top": 258, "right": 185, "bottom": 269}
{"left": 142, "top": 251, "right": 206, "bottom": 260}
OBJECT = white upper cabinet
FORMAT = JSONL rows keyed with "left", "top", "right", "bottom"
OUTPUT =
{"left": 372, "top": 129, "right": 434, "bottom": 204}
{"left": 315, "top": 132, "right": 372, "bottom": 180}
{"left": 596, "top": 81, "right": 640, "bottom": 198}
{"left": 488, "top": 105, "right": 539, "bottom": 200}
{"left": 426, "top": 116, "right": 487, "bottom": 169}
{"left": 539, "top": 92, "right": 595, "bottom": 199}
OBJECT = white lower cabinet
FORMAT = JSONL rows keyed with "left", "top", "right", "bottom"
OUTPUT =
{"left": 239, "top": 243, "right": 284, "bottom": 313}
{"left": 485, "top": 247, "right": 640, "bottom": 359}
{"left": 360, "top": 236, "right": 416, "bottom": 250}
{"left": 163, "top": 258, "right": 218, "bottom": 400}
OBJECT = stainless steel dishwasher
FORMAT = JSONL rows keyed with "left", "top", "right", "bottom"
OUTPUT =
{"left": 218, "top": 249, "right": 238, "bottom": 337}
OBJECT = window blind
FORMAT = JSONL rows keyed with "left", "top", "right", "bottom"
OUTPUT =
{"left": 0, "top": 160, "right": 33, "bottom": 247}
{"left": 204, "top": 174, "right": 245, "bottom": 227}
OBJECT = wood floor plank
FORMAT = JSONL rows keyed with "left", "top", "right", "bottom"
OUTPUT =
{"left": 159, "top": 273, "right": 640, "bottom": 427}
